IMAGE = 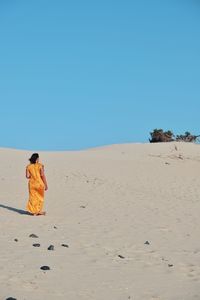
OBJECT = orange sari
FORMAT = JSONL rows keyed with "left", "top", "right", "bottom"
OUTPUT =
{"left": 26, "top": 163, "right": 45, "bottom": 214}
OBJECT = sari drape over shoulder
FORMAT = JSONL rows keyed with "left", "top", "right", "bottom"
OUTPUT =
{"left": 26, "top": 163, "right": 45, "bottom": 214}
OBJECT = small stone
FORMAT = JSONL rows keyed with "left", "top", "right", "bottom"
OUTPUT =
{"left": 61, "top": 244, "right": 69, "bottom": 248}
{"left": 33, "top": 243, "right": 40, "bottom": 247}
{"left": 14, "top": 239, "right": 18, "bottom": 242}
{"left": 80, "top": 205, "right": 86, "bottom": 208}
{"left": 6, "top": 298, "right": 17, "bottom": 300}
{"left": 40, "top": 266, "right": 50, "bottom": 271}
{"left": 144, "top": 241, "right": 150, "bottom": 245}
{"left": 118, "top": 255, "right": 125, "bottom": 259}
{"left": 53, "top": 226, "right": 57, "bottom": 229}
{"left": 165, "top": 162, "right": 170, "bottom": 165}
{"left": 168, "top": 264, "right": 174, "bottom": 268}
{"left": 29, "top": 234, "right": 38, "bottom": 238}
{"left": 48, "top": 245, "right": 54, "bottom": 251}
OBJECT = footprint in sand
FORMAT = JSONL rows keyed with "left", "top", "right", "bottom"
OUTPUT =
{"left": 179, "top": 263, "right": 200, "bottom": 281}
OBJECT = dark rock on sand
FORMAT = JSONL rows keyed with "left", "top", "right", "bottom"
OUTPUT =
{"left": 53, "top": 226, "right": 57, "bottom": 229}
{"left": 144, "top": 241, "right": 150, "bottom": 245}
{"left": 40, "top": 266, "right": 50, "bottom": 271}
{"left": 33, "top": 243, "right": 40, "bottom": 247}
{"left": 48, "top": 245, "right": 54, "bottom": 251}
{"left": 168, "top": 264, "right": 174, "bottom": 267}
{"left": 6, "top": 298, "right": 17, "bottom": 300}
{"left": 14, "top": 239, "right": 18, "bottom": 242}
{"left": 61, "top": 244, "right": 69, "bottom": 248}
{"left": 29, "top": 234, "right": 39, "bottom": 238}
{"left": 118, "top": 255, "right": 125, "bottom": 259}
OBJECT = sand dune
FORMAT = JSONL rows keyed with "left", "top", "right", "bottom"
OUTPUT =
{"left": 0, "top": 142, "right": 200, "bottom": 300}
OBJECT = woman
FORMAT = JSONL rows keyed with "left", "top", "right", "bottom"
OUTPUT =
{"left": 26, "top": 153, "right": 48, "bottom": 216}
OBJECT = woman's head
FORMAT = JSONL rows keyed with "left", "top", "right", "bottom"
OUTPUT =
{"left": 29, "top": 153, "right": 39, "bottom": 164}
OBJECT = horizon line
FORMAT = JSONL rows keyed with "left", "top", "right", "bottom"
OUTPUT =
{"left": 0, "top": 141, "right": 198, "bottom": 153}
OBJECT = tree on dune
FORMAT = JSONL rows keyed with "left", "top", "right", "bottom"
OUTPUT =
{"left": 176, "top": 132, "right": 200, "bottom": 142}
{"left": 149, "top": 129, "right": 174, "bottom": 143}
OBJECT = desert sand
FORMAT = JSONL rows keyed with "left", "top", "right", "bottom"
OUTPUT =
{"left": 0, "top": 142, "right": 200, "bottom": 300}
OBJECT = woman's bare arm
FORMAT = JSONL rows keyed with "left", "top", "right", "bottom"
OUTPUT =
{"left": 26, "top": 167, "right": 30, "bottom": 179}
{"left": 40, "top": 166, "right": 48, "bottom": 191}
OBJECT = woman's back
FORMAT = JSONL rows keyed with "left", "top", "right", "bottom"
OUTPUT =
{"left": 27, "top": 163, "right": 43, "bottom": 182}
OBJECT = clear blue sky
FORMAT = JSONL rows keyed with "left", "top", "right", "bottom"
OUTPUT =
{"left": 0, "top": 0, "right": 200, "bottom": 150}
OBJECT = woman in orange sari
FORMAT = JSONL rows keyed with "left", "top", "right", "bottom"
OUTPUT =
{"left": 26, "top": 153, "right": 48, "bottom": 216}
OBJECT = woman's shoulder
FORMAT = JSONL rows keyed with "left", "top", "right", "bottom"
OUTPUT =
{"left": 26, "top": 164, "right": 31, "bottom": 169}
{"left": 38, "top": 162, "right": 44, "bottom": 168}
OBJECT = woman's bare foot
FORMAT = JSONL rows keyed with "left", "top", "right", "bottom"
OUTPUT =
{"left": 37, "top": 211, "right": 46, "bottom": 216}
{"left": 31, "top": 212, "right": 46, "bottom": 216}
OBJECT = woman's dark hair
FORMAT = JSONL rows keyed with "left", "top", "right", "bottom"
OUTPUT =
{"left": 29, "top": 153, "right": 39, "bottom": 164}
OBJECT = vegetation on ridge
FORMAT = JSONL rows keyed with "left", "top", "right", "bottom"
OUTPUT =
{"left": 149, "top": 129, "right": 200, "bottom": 143}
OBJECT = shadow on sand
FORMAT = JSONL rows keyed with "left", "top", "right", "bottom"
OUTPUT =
{"left": 0, "top": 204, "right": 31, "bottom": 215}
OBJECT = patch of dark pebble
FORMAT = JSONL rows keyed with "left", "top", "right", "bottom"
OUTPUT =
{"left": 29, "top": 234, "right": 39, "bottom": 238}
{"left": 14, "top": 239, "right": 18, "bottom": 242}
{"left": 53, "top": 226, "right": 57, "bottom": 229}
{"left": 144, "top": 241, "right": 150, "bottom": 245}
{"left": 61, "top": 244, "right": 69, "bottom": 248}
{"left": 168, "top": 264, "right": 174, "bottom": 268}
{"left": 6, "top": 298, "right": 17, "bottom": 300}
{"left": 40, "top": 266, "right": 50, "bottom": 271}
{"left": 48, "top": 245, "right": 54, "bottom": 251}
{"left": 33, "top": 243, "right": 40, "bottom": 247}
